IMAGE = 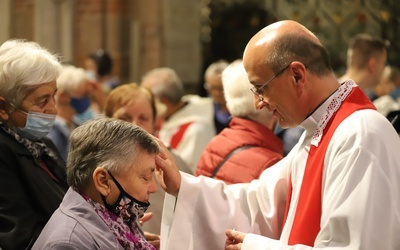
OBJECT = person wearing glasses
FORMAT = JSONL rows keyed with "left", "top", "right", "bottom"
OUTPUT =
{"left": 154, "top": 20, "right": 400, "bottom": 250}
{"left": 203, "top": 60, "right": 231, "bottom": 134}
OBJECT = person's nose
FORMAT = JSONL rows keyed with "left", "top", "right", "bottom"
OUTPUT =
{"left": 47, "top": 96, "right": 58, "bottom": 114}
{"left": 148, "top": 176, "right": 158, "bottom": 194}
{"left": 130, "top": 118, "right": 138, "bottom": 126}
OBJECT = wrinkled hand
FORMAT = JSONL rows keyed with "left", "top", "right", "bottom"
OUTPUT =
{"left": 225, "top": 229, "right": 246, "bottom": 250}
{"left": 152, "top": 136, "right": 181, "bottom": 196}
{"left": 144, "top": 231, "right": 160, "bottom": 250}
{"left": 139, "top": 212, "right": 153, "bottom": 226}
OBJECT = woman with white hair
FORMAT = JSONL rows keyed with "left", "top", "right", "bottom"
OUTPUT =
{"left": 196, "top": 60, "right": 284, "bottom": 184}
{"left": 47, "top": 64, "right": 104, "bottom": 162}
{"left": 0, "top": 39, "right": 67, "bottom": 249}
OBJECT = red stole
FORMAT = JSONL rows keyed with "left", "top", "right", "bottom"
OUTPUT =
{"left": 170, "top": 122, "right": 192, "bottom": 149}
{"left": 283, "top": 87, "right": 376, "bottom": 246}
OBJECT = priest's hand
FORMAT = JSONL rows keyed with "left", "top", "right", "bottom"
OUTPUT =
{"left": 225, "top": 228, "right": 245, "bottom": 250}
{"left": 153, "top": 137, "right": 181, "bottom": 196}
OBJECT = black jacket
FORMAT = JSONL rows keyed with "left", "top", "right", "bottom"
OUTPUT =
{"left": 0, "top": 128, "right": 68, "bottom": 250}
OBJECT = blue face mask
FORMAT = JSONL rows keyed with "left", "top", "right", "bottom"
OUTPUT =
{"left": 390, "top": 87, "right": 400, "bottom": 101}
{"left": 73, "top": 108, "right": 95, "bottom": 124}
{"left": 70, "top": 96, "right": 91, "bottom": 114}
{"left": 15, "top": 111, "right": 56, "bottom": 141}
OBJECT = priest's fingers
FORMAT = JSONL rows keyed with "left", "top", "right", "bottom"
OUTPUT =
{"left": 155, "top": 168, "right": 167, "bottom": 190}
{"left": 225, "top": 229, "right": 245, "bottom": 250}
{"left": 155, "top": 154, "right": 181, "bottom": 196}
{"left": 152, "top": 136, "right": 175, "bottom": 164}
{"left": 144, "top": 232, "right": 160, "bottom": 250}
{"left": 139, "top": 212, "right": 153, "bottom": 226}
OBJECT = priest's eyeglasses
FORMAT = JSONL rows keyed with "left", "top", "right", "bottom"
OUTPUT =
{"left": 250, "top": 64, "right": 291, "bottom": 101}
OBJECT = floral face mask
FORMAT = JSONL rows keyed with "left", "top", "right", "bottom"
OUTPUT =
{"left": 101, "top": 170, "right": 150, "bottom": 225}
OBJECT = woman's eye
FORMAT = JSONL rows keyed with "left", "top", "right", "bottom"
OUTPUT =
{"left": 38, "top": 99, "right": 48, "bottom": 107}
{"left": 139, "top": 116, "right": 149, "bottom": 122}
{"left": 118, "top": 116, "right": 130, "bottom": 122}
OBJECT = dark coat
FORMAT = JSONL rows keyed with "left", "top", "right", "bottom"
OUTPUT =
{"left": 0, "top": 128, "right": 68, "bottom": 250}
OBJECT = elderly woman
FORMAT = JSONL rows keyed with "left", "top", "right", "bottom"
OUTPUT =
{"left": 0, "top": 39, "right": 67, "bottom": 249}
{"left": 196, "top": 60, "right": 283, "bottom": 184}
{"left": 47, "top": 64, "right": 104, "bottom": 162}
{"left": 33, "top": 117, "right": 160, "bottom": 249}
{"left": 105, "top": 83, "right": 192, "bottom": 238}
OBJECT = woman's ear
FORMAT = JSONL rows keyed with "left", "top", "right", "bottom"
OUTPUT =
{"left": 93, "top": 167, "right": 111, "bottom": 197}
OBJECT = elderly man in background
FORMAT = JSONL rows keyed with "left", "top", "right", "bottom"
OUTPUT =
{"left": 141, "top": 67, "right": 216, "bottom": 172}
{"left": 203, "top": 60, "right": 231, "bottom": 134}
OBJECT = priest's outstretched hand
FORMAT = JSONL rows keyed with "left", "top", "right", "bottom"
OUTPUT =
{"left": 153, "top": 137, "right": 182, "bottom": 197}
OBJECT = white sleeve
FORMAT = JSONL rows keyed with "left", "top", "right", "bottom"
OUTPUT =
{"left": 239, "top": 111, "right": 400, "bottom": 250}
{"left": 160, "top": 156, "right": 291, "bottom": 250}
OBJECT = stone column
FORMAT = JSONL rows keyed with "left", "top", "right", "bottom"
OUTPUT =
{"left": 35, "top": 0, "right": 74, "bottom": 62}
{"left": 162, "top": 0, "right": 202, "bottom": 92}
{"left": 0, "top": 0, "right": 12, "bottom": 44}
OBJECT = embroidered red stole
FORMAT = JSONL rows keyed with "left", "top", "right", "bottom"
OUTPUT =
{"left": 170, "top": 122, "right": 192, "bottom": 149}
{"left": 284, "top": 87, "right": 376, "bottom": 246}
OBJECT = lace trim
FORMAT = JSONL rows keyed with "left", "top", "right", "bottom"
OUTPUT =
{"left": 311, "top": 80, "right": 357, "bottom": 146}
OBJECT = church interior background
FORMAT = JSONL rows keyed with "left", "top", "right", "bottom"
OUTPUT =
{"left": 0, "top": 0, "right": 399, "bottom": 95}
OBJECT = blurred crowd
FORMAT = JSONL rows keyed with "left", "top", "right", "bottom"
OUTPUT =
{"left": 1, "top": 20, "right": 400, "bottom": 250}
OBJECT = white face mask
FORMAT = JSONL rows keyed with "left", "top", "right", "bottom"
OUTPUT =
{"left": 15, "top": 111, "right": 56, "bottom": 141}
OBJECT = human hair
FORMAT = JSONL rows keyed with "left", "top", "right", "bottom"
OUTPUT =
{"left": 346, "top": 33, "right": 387, "bottom": 70}
{"left": 57, "top": 64, "right": 88, "bottom": 94}
{"left": 222, "top": 60, "right": 257, "bottom": 117}
{"left": 141, "top": 67, "right": 184, "bottom": 104}
{"left": 205, "top": 60, "right": 229, "bottom": 79}
{"left": 105, "top": 83, "right": 158, "bottom": 120}
{"left": 88, "top": 49, "right": 112, "bottom": 78}
{"left": 384, "top": 66, "right": 400, "bottom": 84}
{"left": 266, "top": 34, "right": 332, "bottom": 76}
{"left": 0, "top": 39, "right": 62, "bottom": 108}
{"left": 66, "top": 117, "right": 160, "bottom": 189}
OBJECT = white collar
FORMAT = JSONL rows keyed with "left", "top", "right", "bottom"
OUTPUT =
{"left": 300, "top": 80, "right": 357, "bottom": 147}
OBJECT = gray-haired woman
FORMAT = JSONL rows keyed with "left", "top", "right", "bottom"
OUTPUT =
{"left": 33, "top": 117, "right": 160, "bottom": 249}
{"left": 0, "top": 39, "right": 67, "bottom": 250}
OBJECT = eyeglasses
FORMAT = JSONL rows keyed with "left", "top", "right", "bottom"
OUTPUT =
{"left": 250, "top": 64, "right": 291, "bottom": 101}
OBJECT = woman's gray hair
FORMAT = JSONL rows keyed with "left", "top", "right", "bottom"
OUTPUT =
{"left": 66, "top": 117, "right": 160, "bottom": 189}
{"left": 222, "top": 60, "right": 257, "bottom": 117}
{"left": 0, "top": 39, "right": 62, "bottom": 107}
